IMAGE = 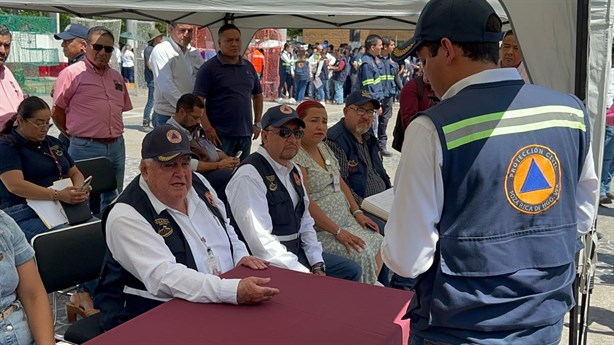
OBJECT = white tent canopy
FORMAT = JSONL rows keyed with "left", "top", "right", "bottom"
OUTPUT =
{"left": 0, "top": 0, "right": 611, "bottom": 173}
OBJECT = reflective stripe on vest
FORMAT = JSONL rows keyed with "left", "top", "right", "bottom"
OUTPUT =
{"left": 276, "top": 233, "right": 299, "bottom": 242}
{"left": 123, "top": 286, "right": 171, "bottom": 303}
{"left": 442, "top": 105, "right": 586, "bottom": 150}
{"left": 361, "top": 77, "right": 381, "bottom": 86}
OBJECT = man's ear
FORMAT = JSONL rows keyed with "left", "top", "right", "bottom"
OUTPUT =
{"left": 440, "top": 38, "right": 457, "bottom": 65}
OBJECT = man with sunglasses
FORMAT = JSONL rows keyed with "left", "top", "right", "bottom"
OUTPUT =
{"left": 150, "top": 22, "right": 204, "bottom": 127}
{"left": 226, "top": 105, "right": 362, "bottom": 282}
{"left": 52, "top": 26, "right": 132, "bottom": 212}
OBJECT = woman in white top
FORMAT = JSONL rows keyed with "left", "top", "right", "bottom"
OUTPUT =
{"left": 121, "top": 44, "right": 135, "bottom": 83}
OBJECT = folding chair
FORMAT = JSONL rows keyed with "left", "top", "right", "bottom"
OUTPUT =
{"left": 74, "top": 157, "right": 118, "bottom": 215}
{"left": 31, "top": 220, "right": 106, "bottom": 343}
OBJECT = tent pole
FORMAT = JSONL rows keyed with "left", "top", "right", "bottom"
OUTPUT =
{"left": 574, "top": 0, "right": 590, "bottom": 100}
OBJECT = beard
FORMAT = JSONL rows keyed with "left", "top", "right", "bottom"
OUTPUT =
{"left": 355, "top": 122, "right": 371, "bottom": 136}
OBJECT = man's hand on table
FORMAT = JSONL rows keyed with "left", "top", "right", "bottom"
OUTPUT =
{"left": 237, "top": 256, "right": 269, "bottom": 270}
{"left": 237, "top": 277, "right": 280, "bottom": 304}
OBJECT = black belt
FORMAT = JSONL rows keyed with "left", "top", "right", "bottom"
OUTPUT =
{"left": 75, "top": 136, "right": 120, "bottom": 144}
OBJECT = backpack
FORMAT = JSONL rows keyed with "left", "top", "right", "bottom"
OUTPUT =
{"left": 392, "top": 77, "right": 425, "bottom": 152}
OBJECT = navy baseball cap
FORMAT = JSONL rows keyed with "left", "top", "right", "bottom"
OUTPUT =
{"left": 345, "top": 90, "right": 381, "bottom": 110}
{"left": 54, "top": 23, "right": 89, "bottom": 40}
{"left": 141, "top": 125, "right": 198, "bottom": 163}
{"left": 261, "top": 105, "right": 305, "bottom": 129}
{"left": 392, "top": 0, "right": 503, "bottom": 62}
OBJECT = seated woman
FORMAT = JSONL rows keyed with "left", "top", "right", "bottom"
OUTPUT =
{"left": 0, "top": 96, "right": 97, "bottom": 320}
{"left": 0, "top": 210, "right": 54, "bottom": 345}
{"left": 293, "top": 101, "right": 383, "bottom": 284}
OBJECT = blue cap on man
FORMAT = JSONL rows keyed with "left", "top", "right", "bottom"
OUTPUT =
{"left": 54, "top": 23, "right": 89, "bottom": 40}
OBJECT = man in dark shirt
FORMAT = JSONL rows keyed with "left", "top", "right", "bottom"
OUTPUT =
{"left": 193, "top": 24, "right": 263, "bottom": 161}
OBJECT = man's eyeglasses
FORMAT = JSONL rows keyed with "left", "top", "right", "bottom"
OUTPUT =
{"left": 26, "top": 119, "right": 52, "bottom": 130}
{"left": 348, "top": 106, "right": 376, "bottom": 117}
{"left": 90, "top": 43, "right": 114, "bottom": 53}
{"left": 267, "top": 127, "right": 304, "bottom": 139}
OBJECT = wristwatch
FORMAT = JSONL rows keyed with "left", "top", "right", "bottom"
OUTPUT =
{"left": 311, "top": 262, "right": 326, "bottom": 273}
{"left": 254, "top": 122, "right": 262, "bottom": 129}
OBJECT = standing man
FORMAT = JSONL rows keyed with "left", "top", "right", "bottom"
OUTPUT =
{"left": 357, "top": 35, "right": 384, "bottom": 140}
{"left": 95, "top": 125, "right": 279, "bottom": 331}
{"left": 193, "top": 24, "right": 263, "bottom": 161}
{"left": 500, "top": 30, "right": 530, "bottom": 83}
{"left": 329, "top": 47, "right": 350, "bottom": 105}
{"left": 251, "top": 48, "right": 265, "bottom": 80}
{"left": 54, "top": 23, "right": 89, "bottom": 65}
{"left": 142, "top": 29, "right": 164, "bottom": 129}
{"left": 0, "top": 24, "right": 25, "bottom": 128}
{"left": 52, "top": 26, "right": 132, "bottom": 212}
{"left": 150, "top": 22, "right": 203, "bottom": 127}
{"left": 382, "top": 1, "right": 599, "bottom": 344}
{"left": 377, "top": 37, "right": 401, "bottom": 156}
{"left": 226, "top": 105, "right": 361, "bottom": 281}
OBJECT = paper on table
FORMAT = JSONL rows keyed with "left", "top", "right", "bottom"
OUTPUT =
{"left": 360, "top": 188, "right": 394, "bottom": 221}
{"left": 26, "top": 178, "right": 72, "bottom": 229}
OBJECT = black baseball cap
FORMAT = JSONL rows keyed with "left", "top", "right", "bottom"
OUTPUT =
{"left": 141, "top": 125, "right": 199, "bottom": 162}
{"left": 345, "top": 90, "right": 381, "bottom": 110}
{"left": 54, "top": 23, "right": 89, "bottom": 40}
{"left": 261, "top": 105, "right": 305, "bottom": 129}
{"left": 392, "top": 0, "right": 503, "bottom": 62}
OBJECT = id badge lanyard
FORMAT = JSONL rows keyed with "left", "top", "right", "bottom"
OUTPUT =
{"left": 325, "top": 159, "right": 341, "bottom": 192}
{"left": 200, "top": 236, "right": 221, "bottom": 276}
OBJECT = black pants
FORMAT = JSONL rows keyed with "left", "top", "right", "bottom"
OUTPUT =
{"left": 377, "top": 97, "right": 394, "bottom": 149}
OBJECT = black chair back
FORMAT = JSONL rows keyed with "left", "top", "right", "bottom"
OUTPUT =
{"left": 31, "top": 220, "right": 106, "bottom": 293}
{"left": 74, "top": 157, "right": 117, "bottom": 215}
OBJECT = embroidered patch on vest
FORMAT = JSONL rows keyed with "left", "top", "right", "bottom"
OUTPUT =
{"left": 505, "top": 145, "right": 561, "bottom": 214}
{"left": 154, "top": 218, "right": 174, "bottom": 238}
{"left": 50, "top": 145, "right": 64, "bottom": 156}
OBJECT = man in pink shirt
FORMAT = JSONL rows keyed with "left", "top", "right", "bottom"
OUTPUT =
{"left": 52, "top": 26, "right": 132, "bottom": 211}
{"left": 0, "top": 24, "right": 25, "bottom": 129}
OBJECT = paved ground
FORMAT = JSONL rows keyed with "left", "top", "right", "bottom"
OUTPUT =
{"left": 41, "top": 93, "right": 613, "bottom": 344}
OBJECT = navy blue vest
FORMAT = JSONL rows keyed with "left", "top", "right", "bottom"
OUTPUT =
{"left": 238, "top": 153, "right": 305, "bottom": 255}
{"left": 408, "top": 80, "right": 590, "bottom": 344}
{"left": 95, "top": 173, "right": 232, "bottom": 331}
{"left": 326, "top": 120, "right": 391, "bottom": 199}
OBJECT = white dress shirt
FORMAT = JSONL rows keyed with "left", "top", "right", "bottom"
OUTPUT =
{"left": 106, "top": 173, "right": 249, "bottom": 304}
{"left": 382, "top": 68, "right": 599, "bottom": 279}
{"left": 226, "top": 147, "right": 324, "bottom": 273}
{"left": 150, "top": 37, "right": 204, "bottom": 116}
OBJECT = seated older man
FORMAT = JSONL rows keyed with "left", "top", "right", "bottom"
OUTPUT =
{"left": 226, "top": 105, "right": 362, "bottom": 281}
{"left": 94, "top": 125, "right": 279, "bottom": 331}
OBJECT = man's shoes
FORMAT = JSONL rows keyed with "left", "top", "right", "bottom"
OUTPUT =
{"left": 381, "top": 149, "right": 393, "bottom": 157}
{"left": 599, "top": 196, "right": 612, "bottom": 205}
{"left": 607, "top": 192, "right": 614, "bottom": 199}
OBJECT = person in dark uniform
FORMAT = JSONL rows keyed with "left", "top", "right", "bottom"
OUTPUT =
{"left": 382, "top": 0, "right": 599, "bottom": 344}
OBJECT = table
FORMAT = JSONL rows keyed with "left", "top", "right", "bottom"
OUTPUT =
{"left": 84, "top": 265, "right": 413, "bottom": 345}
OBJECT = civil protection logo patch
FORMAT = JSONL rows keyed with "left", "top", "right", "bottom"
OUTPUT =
{"left": 504, "top": 144, "right": 561, "bottom": 214}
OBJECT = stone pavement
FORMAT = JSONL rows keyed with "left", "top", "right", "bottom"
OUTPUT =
{"left": 40, "top": 94, "right": 613, "bottom": 344}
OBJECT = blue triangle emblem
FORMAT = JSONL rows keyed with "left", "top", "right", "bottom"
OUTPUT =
{"left": 520, "top": 159, "right": 551, "bottom": 193}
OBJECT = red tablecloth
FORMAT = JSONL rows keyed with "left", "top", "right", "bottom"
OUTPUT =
{"left": 85, "top": 265, "right": 413, "bottom": 345}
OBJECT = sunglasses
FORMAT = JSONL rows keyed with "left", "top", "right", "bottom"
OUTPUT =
{"left": 90, "top": 43, "right": 114, "bottom": 53}
{"left": 267, "top": 127, "right": 304, "bottom": 139}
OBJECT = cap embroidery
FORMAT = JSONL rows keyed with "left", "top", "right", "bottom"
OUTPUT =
{"left": 166, "top": 129, "right": 182, "bottom": 144}
{"left": 280, "top": 105, "right": 293, "bottom": 114}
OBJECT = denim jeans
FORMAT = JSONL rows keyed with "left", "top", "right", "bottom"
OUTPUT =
{"left": 297, "top": 251, "right": 362, "bottom": 282}
{"left": 601, "top": 125, "right": 614, "bottom": 196}
{"left": 143, "top": 80, "right": 155, "bottom": 124}
{"left": 69, "top": 136, "right": 125, "bottom": 212}
{"left": 218, "top": 135, "right": 251, "bottom": 161}
{"left": 294, "top": 79, "right": 308, "bottom": 102}
{"left": 121, "top": 66, "right": 134, "bottom": 83}
{"left": 315, "top": 84, "right": 325, "bottom": 101}
{"left": 3, "top": 203, "right": 69, "bottom": 242}
{"left": 332, "top": 79, "right": 345, "bottom": 104}
{"left": 152, "top": 111, "right": 171, "bottom": 127}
